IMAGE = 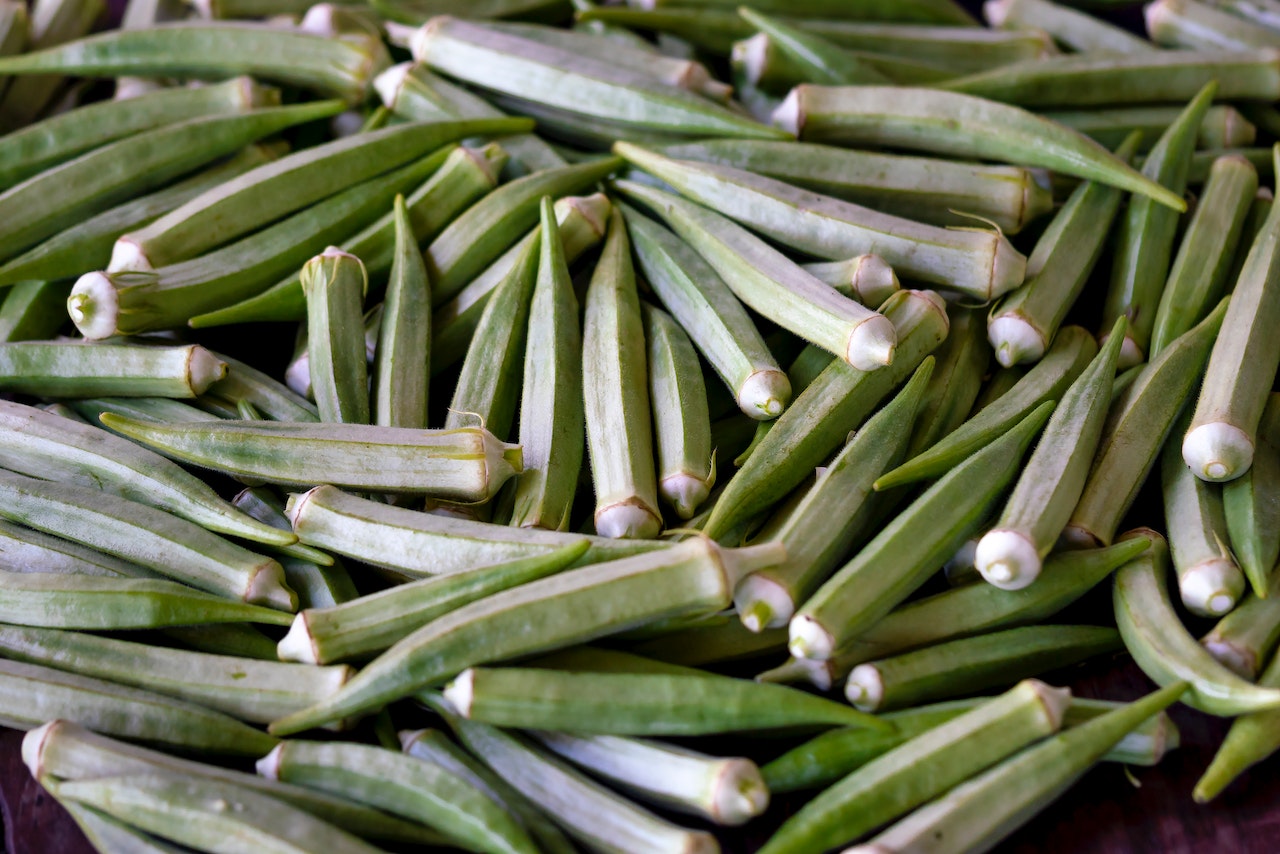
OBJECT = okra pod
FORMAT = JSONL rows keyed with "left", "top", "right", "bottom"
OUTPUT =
{"left": 1148, "top": 0, "right": 1280, "bottom": 49}
{"left": 206, "top": 352, "right": 319, "bottom": 423}
{"left": 628, "top": 615, "right": 788, "bottom": 667}
{"left": 905, "top": 308, "right": 989, "bottom": 460}
{"left": 0, "top": 518, "right": 155, "bottom": 578}
{"left": 1044, "top": 104, "right": 1256, "bottom": 152}
{"left": 0, "top": 280, "right": 71, "bottom": 343}
{"left": 804, "top": 255, "right": 901, "bottom": 307}
{"left": 985, "top": 0, "right": 1154, "bottom": 53}
{"left": 0, "top": 340, "right": 228, "bottom": 399}
{"left": 0, "top": 0, "right": 103, "bottom": 131}
{"left": 372, "top": 195, "right": 431, "bottom": 429}
{"left": 737, "top": 8, "right": 894, "bottom": 86}
{"left": 301, "top": 248, "right": 369, "bottom": 424}
{"left": 1194, "top": 647, "right": 1280, "bottom": 802}
{"left": 1223, "top": 392, "right": 1280, "bottom": 598}
{"left": 1200, "top": 591, "right": 1280, "bottom": 679}
{"left": 57, "top": 801, "right": 187, "bottom": 854}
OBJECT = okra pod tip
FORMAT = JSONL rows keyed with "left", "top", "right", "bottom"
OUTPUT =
{"left": 1183, "top": 422, "right": 1254, "bottom": 483}
{"left": 740, "top": 367, "right": 792, "bottom": 421}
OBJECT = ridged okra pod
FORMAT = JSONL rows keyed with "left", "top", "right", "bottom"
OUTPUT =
{"left": 1223, "top": 392, "right": 1280, "bottom": 598}
{"left": 803, "top": 255, "right": 901, "bottom": 308}
{"left": 1200, "top": 592, "right": 1280, "bottom": 680}
{"left": 206, "top": 352, "right": 319, "bottom": 424}
{"left": 734, "top": 10, "right": 894, "bottom": 87}
{"left": 0, "top": 517, "right": 155, "bottom": 577}
{"left": 1044, "top": 104, "right": 1257, "bottom": 153}
{"left": 1194, "top": 647, "right": 1280, "bottom": 802}
{"left": 0, "top": 0, "right": 102, "bottom": 131}
{"left": 0, "top": 280, "right": 69, "bottom": 343}
{"left": 373, "top": 195, "right": 431, "bottom": 429}
{"left": 985, "top": 0, "right": 1154, "bottom": 53}
{"left": 1147, "top": 0, "right": 1280, "bottom": 50}
{"left": 907, "top": 308, "right": 989, "bottom": 459}
{"left": 301, "top": 248, "right": 370, "bottom": 424}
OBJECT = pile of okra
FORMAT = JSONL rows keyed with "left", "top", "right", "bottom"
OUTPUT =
{"left": 4, "top": 0, "right": 1280, "bottom": 850}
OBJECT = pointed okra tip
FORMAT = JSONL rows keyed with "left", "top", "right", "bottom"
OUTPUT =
{"left": 187, "top": 346, "right": 229, "bottom": 396}
{"left": 595, "top": 499, "right": 664, "bottom": 540}
{"left": 1023, "top": 678, "right": 1072, "bottom": 732}
{"left": 660, "top": 472, "right": 713, "bottom": 521}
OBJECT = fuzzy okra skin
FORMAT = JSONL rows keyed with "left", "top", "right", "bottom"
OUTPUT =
{"left": 1195, "top": 648, "right": 1280, "bottom": 802}
{"left": 268, "top": 536, "right": 785, "bottom": 735}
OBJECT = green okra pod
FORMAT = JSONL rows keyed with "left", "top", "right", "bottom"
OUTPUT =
{"left": 258, "top": 740, "right": 539, "bottom": 854}
{"left": 803, "top": 255, "right": 901, "bottom": 308}
{"left": 644, "top": 304, "right": 715, "bottom": 521}
{"left": 790, "top": 402, "right": 1053, "bottom": 661}
{"left": 1194, "top": 646, "right": 1280, "bottom": 802}
{"left": 0, "top": 470, "right": 295, "bottom": 610}
{"left": 614, "top": 178, "right": 897, "bottom": 372}
{"left": 844, "top": 624, "right": 1121, "bottom": 712}
{"left": 1200, "top": 591, "right": 1280, "bottom": 679}
{"left": 1114, "top": 529, "right": 1280, "bottom": 715}
{"left": 1043, "top": 105, "right": 1256, "bottom": 152}
{"left": 615, "top": 143, "right": 1026, "bottom": 302}
{"left": 1223, "top": 392, "right": 1280, "bottom": 598}
{"left": 988, "top": 134, "right": 1138, "bottom": 367}
{"left": 0, "top": 21, "right": 392, "bottom": 104}
{"left": 302, "top": 248, "right": 370, "bottom": 425}
{"left": 508, "top": 198, "right": 584, "bottom": 531}
{"left": 1150, "top": 154, "right": 1259, "bottom": 357}
{"left": 775, "top": 85, "right": 1187, "bottom": 211}
{"left": 373, "top": 195, "right": 431, "bottom": 429}
{"left": 985, "top": 0, "right": 1154, "bottom": 53}
{"left": 907, "top": 307, "right": 989, "bottom": 460}
{"left": 206, "top": 352, "right": 319, "bottom": 424}
{"left": 1147, "top": 0, "right": 1280, "bottom": 49}
{"left": 1183, "top": 148, "right": 1280, "bottom": 482}
{"left": 758, "top": 679, "right": 1069, "bottom": 854}
{"left": 583, "top": 209, "right": 662, "bottom": 538}
{"left": 0, "top": 517, "right": 155, "bottom": 578}
{"left": 974, "top": 319, "right": 1127, "bottom": 591}
{"left": 278, "top": 541, "right": 589, "bottom": 665}
{"left": 1065, "top": 300, "right": 1226, "bottom": 547}
{"left": 702, "top": 289, "right": 949, "bottom": 540}
{"left": 0, "top": 0, "right": 103, "bottom": 132}
{"left": 628, "top": 615, "right": 788, "bottom": 667}
{"left": 57, "top": 801, "right": 186, "bottom": 854}
{"left": 622, "top": 201, "right": 790, "bottom": 420}
{"left": 875, "top": 325, "right": 1095, "bottom": 491}
{"left": 231, "top": 489, "right": 337, "bottom": 570}
{"left": 268, "top": 536, "right": 785, "bottom": 734}
{"left": 0, "top": 660, "right": 279, "bottom": 757}
{"left": 1101, "top": 83, "right": 1216, "bottom": 367}
{"left": 736, "top": 8, "right": 894, "bottom": 86}
{"left": 0, "top": 280, "right": 71, "bottom": 343}
{"left": 0, "top": 336, "right": 215, "bottom": 400}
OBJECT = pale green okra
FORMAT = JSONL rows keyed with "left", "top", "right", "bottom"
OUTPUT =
{"left": 372, "top": 195, "right": 431, "bottom": 429}
{"left": 0, "top": 340, "right": 225, "bottom": 399}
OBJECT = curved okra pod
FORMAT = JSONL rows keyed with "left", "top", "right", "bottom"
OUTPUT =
{"left": 773, "top": 85, "right": 1186, "bottom": 211}
{"left": 372, "top": 195, "right": 431, "bottom": 429}
{"left": 0, "top": 660, "right": 279, "bottom": 757}
{"left": 0, "top": 101, "right": 343, "bottom": 263}
{"left": 1065, "top": 300, "right": 1227, "bottom": 547}
{"left": 974, "top": 319, "right": 1126, "bottom": 590}
{"left": 0, "top": 21, "right": 391, "bottom": 103}
{"left": 0, "top": 571, "right": 294, "bottom": 629}
{"left": 285, "top": 485, "right": 662, "bottom": 577}
{"left": 791, "top": 402, "right": 1053, "bottom": 661}
{"left": 583, "top": 209, "right": 662, "bottom": 538}
{"left": 843, "top": 625, "right": 1121, "bottom": 712}
{"left": 985, "top": 0, "right": 1154, "bottom": 53}
{"left": 875, "top": 325, "right": 1094, "bottom": 491}
{"left": 278, "top": 541, "right": 590, "bottom": 665}
{"left": 702, "top": 289, "right": 949, "bottom": 540}
{"left": 758, "top": 680, "right": 1069, "bottom": 854}
{"left": 48, "top": 773, "right": 383, "bottom": 854}
{"left": 1114, "top": 529, "right": 1280, "bottom": 715}
{"left": 988, "top": 134, "right": 1138, "bottom": 367}
{"left": 1183, "top": 148, "right": 1280, "bottom": 482}
{"left": 446, "top": 715, "right": 720, "bottom": 854}
{"left": 97, "top": 416, "right": 522, "bottom": 501}
{"left": 301, "top": 248, "right": 369, "bottom": 424}
{"left": 258, "top": 740, "right": 538, "bottom": 854}
{"left": 621, "top": 201, "right": 790, "bottom": 420}
{"left": 1150, "top": 154, "right": 1259, "bottom": 357}
{"left": 1194, "top": 647, "right": 1280, "bottom": 802}
{"left": 1100, "top": 83, "right": 1215, "bottom": 367}
{"left": 848, "top": 682, "right": 1188, "bottom": 854}
{"left": 734, "top": 357, "right": 934, "bottom": 632}
{"left": 1163, "top": 416, "right": 1246, "bottom": 617}
{"left": 902, "top": 310, "right": 989, "bottom": 462}
{"left": 0, "top": 625, "right": 352, "bottom": 725}
{"left": 268, "top": 536, "right": 785, "bottom": 734}
{"left": 1200, "top": 591, "right": 1280, "bottom": 679}
{"left": 644, "top": 304, "right": 715, "bottom": 520}
{"left": 508, "top": 198, "right": 584, "bottom": 531}
{"left": 24, "top": 721, "right": 443, "bottom": 847}
{"left": 658, "top": 139, "right": 1053, "bottom": 235}
{"left": 0, "top": 400, "right": 295, "bottom": 548}
{"left": 1223, "top": 393, "right": 1280, "bottom": 598}
{"left": 615, "top": 143, "right": 1026, "bottom": 302}
{"left": 614, "top": 178, "right": 897, "bottom": 371}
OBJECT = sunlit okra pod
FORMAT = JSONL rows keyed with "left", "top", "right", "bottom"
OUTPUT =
{"left": 447, "top": 715, "right": 719, "bottom": 854}
{"left": 775, "top": 85, "right": 1186, "bottom": 210}
{"left": 622, "top": 202, "right": 789, "bottom": 420}
{"left": 702, "top": 289, "right": 949, "bottom": 540}
{"left": 849, "top": 682, "right": 1188, "bottom": 854}
{"left": 259, "top": 740, "right": 538, "bottom": 854}
{"left": 906, "top": 308, "right": 989, "bottom": 459}
{"left": 988, "top": 134, "right": 1138, "bottom": 367}
{"left": 616, "top": 143, "right": 1026, "bottom": 302}
{"left": 792, "top": 402, "right": 1053, "bottom": 661}
{"left": 279, "top": 541, "right": 589, "bottom": 665}
{"left": 0, "top": 76, "right": 276, "bottom": 191}
{"left": 0, "top": 400, "right": 294, "bottom": 547}
{"left": 1147, "top": 0, "right": 1280, "bottom": 50}
{"left": 1151, "top": 155, "right": 1258, "bottom": 357}
{"left": 985, "top": 0, "right": 1153, "bottom": 53}
{"left": 0, "top": 21, "right": 392, "bottom": 103}
{"left": 1194, "top": 647, "right": 1280, "bottom": 802}
{"left": 615, "top": 178, "right": 897, "bottom": 371}
{"left": 0, "top": 470, "right": 295, "bottom": 610}
{"left": 508, "top": 199, "right": 584, "bottom": 531}
{"left": 759, "top": 680, "right": 1069, "bottom": 854}
{"left": 1183, "top": 150, "right": 1280, "bottom": 482}
{"left": 975, "top": 320, "right": 1126, "bottom": 590}
{"left": 583, "top": 209, "right": 662, "bottom": 538}
{"left": 1200, "top": 592, "right": 1280, "bottom": 679}
{"left": 875, "top": 326, "right": 1095, "bottom": 490}
{"left": 372, "top": 195, "right": 431, "bottom": 429}
{"left": 0, "top": 0, "right": 102, "bottom": 131}
{"left": 1115, "top": 529, "right": 1280, "bottom": 715}
{"left": 24, "top": 721, "right": 442, "bottom": 847}
{"left": 734, "top": 358, "right": 934, "bottom": 632}
{"left": 269, "top": 536, "right": 785, "bottom": 734}
{"left": 1065, "top": 301, "right": 1226, "bottom": 547}
{"left": 1223, "top": 393, "right": 1280, "bottom": 598}
{"left": 0, "top": 660, "right": 279, "bottom": 756}
{"left": 300, "top": 248, "right": 369, "bottom": 424}
{"left": 659, "top": 139, "right": 1053, "bottom": 235}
